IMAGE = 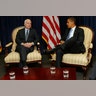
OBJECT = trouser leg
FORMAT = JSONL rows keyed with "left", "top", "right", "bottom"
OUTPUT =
{"left": 55, "top": 49, "right": 64, "bottom": 68}
{"left": 43, "top": 45, "right": 62, "bottom": 54}
{"left": 19, "top": 46, "right": 29, "bottom": 67}
{"left": 89, "top": 62, "right": 96, "bottom": 80}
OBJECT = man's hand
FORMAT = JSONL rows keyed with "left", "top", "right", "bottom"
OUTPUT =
{"left": 57, "top": 40, "right": 65, "bottom": 45}
{"left": 27, "top": 42, "right": 34, "bottom": 48}
{"left": 21, "top": 42, "right": 34, "bottom": 48}
{"left": 60, "top": 40, "right": 65, "bottom": 45}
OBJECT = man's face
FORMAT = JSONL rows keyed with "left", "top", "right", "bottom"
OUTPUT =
{"left": 24, "top": 20, "right": 31, "bottom": 29}
{"left": 66, "top": 19, "right": 74, "bottom": 28}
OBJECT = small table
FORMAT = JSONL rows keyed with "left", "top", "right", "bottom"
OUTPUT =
{"left": 0, "top": 67, "right": 76, "bottom": 80}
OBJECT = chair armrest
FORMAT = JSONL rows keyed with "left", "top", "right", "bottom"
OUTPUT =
{"left": 34, "top": 42, "right": 40, "bottom": 52}
{"left": 37, "top": 42, "right": 40, "bottom": 45}
{"left": 88, "top": 43, "right": 93, "bottom": 53}
{"left": 5, "top": 42, "right": 13, "bottom": 56}
{"left": 5, "top": 42, "right": 13, "bottom": 48}
{"left": 37, "top": 42, "right": 40, "bottom": 52}
{"left": 87, "top": 43, "right": 93, "bottom": 62}
{"left": 89, "top": 43, "right": 93, "bottom": 49}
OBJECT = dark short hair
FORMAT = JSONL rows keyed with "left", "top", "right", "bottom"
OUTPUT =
{"left": 68, "top": 17, "right": 76, "bottom": 24}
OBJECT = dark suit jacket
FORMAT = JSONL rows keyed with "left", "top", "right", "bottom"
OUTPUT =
{"left": 16, "top": 28, "right": 39, "bottom": 52}
{"left": 61, "top": 27, "right": 85, "bottom": 53}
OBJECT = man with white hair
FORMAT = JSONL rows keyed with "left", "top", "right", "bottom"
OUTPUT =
{"left": 16, "top": 19, "right": 39, "bottom": 68}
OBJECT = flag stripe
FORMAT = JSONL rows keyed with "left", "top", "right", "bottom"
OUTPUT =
{"left": 42, "top": 16, "right": 61, "bottom": 49}
{"left": 53, "top": 16, "right": 61, "bottom": 41}
{"left": 44, "top": 17, "right": 57, "bottom": 46}
{"left": 42, "top": 32, "right": 48, "bottom": 43}
{"left": 45, "top": 16, "right": 58, "bottom": 45}
{"left": 43, "top": 18, "right": 56, "bottom": 42}
{"left": 44, "top": 16, "right": 57, "bottom": 42}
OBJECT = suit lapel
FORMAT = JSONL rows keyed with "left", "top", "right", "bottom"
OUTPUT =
{"left": 65, "top": 27, "right": 78, "bottom": 40}
{"left": 21, "top": 28, "right": 26, "bottom": 40}
{"left": 73, "top": 27, "right": 78, "bottom": 36}
{"left": 66, "top": 29, "right": 70, "bottom": 36}
{"left": 22, "top": 28, "right": 26, "bottom": 41}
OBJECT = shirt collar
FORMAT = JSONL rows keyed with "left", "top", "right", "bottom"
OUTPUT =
{"left": 25, "top": 28, "right": 29, "bottom": 32}
{"left": 71, "top": 26, "right": 76, "bottom": 31}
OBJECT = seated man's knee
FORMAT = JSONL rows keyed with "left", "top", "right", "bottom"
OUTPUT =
{"left": 20, "top": 45, "right": 26, "bottom": 51}
{"left": 56, "top": 49, "right": 63, "bottom": 55}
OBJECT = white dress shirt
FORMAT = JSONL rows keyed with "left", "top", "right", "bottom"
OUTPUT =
{"left": 66, "top": 26, "right": 76, "bottom": 40}
{"left": 25, "top": 28, "right": 30, "bottom": 41}
{"left": 25, "top": 28, "right": 29, "bottom": 36}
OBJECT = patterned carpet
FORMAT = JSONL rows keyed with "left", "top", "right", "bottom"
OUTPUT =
{"left": 0, "top": 53, "right": 96, "bottom": 80}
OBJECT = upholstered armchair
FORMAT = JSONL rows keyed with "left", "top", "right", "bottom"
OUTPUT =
{"left": 52, "top": 26, "right": 94, "bottom": 79}
{"left": 4, "top": 26, "right": 42, "bottom": 66}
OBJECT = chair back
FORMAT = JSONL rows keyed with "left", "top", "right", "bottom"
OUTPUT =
{"left": 11, "top": 26, "right": 24, "bottom": 51}
{"left": 79, "top": 26, "right": 93, "bottom": 52}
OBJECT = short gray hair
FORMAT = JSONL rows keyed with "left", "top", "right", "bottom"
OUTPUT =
{"left": 24, "top": 19, "right": 31, "bottom": 24}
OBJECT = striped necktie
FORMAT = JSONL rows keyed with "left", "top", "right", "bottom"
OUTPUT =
{"left": 25, "top": 30, "right": 29, "bottom": 41}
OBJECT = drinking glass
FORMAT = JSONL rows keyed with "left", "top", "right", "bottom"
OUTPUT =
{"left": 63, "top": 69, "right": 69, "bottom": 79}
{"left": 50, "top": 66, "right": 56, "bottom": 74}
{"left": 23, "top": 66, "right": 29, "bottom": 74}
{"left": 9, "top": 71, "right": 15, "bottom": 80}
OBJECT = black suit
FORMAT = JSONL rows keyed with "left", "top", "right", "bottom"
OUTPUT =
{"left": 16, "top": 28, "right": 39, "bottom": 67}
{"left": 55, "top": 27, "right": 85, "bottom": 67}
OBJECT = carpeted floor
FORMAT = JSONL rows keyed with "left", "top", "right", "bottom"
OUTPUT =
{"left": 0, "top": 53, "right": 96, "bottom": 80}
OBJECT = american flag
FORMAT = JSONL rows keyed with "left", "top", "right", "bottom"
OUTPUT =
{"left": 42, "top": 16, "right": 61, "bottom": 50}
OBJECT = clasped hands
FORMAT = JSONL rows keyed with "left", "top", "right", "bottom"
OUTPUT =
{"left": 21, "top": 42, "right": 34, "bottom": 48}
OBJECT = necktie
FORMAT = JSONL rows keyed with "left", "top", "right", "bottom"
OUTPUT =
{"left": 25, "top": 30, "right": 29, "bottom": 41}
{"left": 66, "top": 29, "right": 73, "bottom": 40}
